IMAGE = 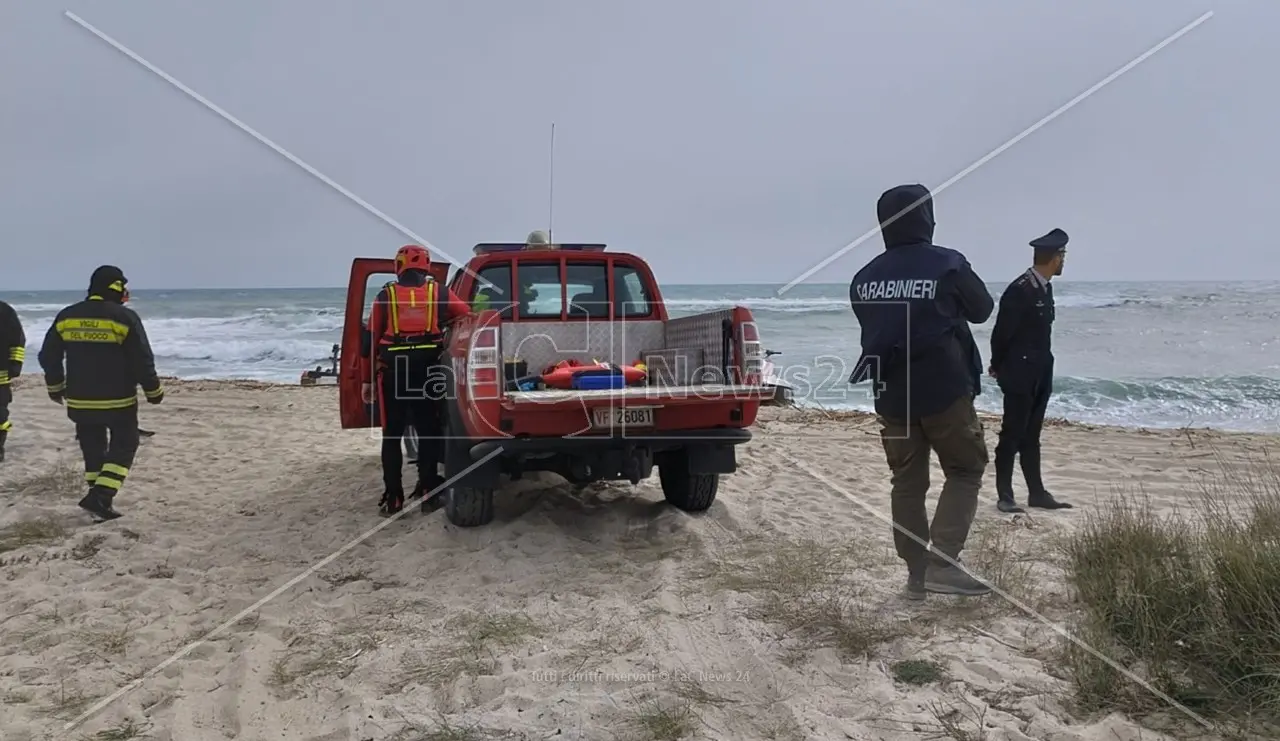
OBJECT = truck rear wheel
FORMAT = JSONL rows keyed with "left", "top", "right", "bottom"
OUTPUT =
{"left": 446, "top": 486, "right": 494, "bottom": 527}
{"left": 659, "top": 453, "right": 719, "bottom": 512}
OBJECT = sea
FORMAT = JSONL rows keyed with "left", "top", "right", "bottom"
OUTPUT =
{"left": 3, "top": 282, "right": 1278, "bottom": 433}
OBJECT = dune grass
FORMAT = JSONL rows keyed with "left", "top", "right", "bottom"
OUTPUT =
{"left": 0, "top": 517, "right": 68, "bottom": 554}
{"left": 695, "top": 538, "right": 907, "bottom": 660}
{"left": 0, "top": 457, "right": 82, "bottom": 499}
{"left": 1059, "top": 455, "right": 1280, "bottom": 728}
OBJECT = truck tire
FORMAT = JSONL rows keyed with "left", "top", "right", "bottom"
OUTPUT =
{"left": 659, "top": 455, "right": 719, "bottom": 513}
{"left": 446, "top": 486, "right": 495, "bottom": 527}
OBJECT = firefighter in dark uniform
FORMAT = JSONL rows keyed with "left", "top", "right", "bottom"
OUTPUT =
{"left": 0, "top": 300, "right": 26, "bottom": 462}
{"left": 38, "top": 266, "right": 164, "bottom": 521}
{"left": 360, "top": 244, "right": 471, "bottom": 515}
{"left": 850, "top": 183, "right": 996, "bottom": 600}
{"left": 989, "top": 228, "right": 1073, "bottom": 513}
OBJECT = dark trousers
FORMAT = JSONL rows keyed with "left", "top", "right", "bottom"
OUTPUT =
{"left": 378, "top": 366, "right": 443, "bottom": 492}
{"left": 879, "top": 394, "right": 988, "bottom": 567}
{"left": 72, "top": 406, "right": 141, "bottom": 496}
{"left": 995, "top": 366, "right": 1052, "bottom": 496}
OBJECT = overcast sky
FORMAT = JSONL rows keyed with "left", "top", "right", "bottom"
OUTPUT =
{"left": 1, "top": 1, "right": 1271, "bottom": 290}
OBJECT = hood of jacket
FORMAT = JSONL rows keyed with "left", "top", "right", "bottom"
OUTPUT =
{"left": 876, "top": 184, "right": 936, "bottom": 248}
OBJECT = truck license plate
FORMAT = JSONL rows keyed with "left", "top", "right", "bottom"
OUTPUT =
{"left": 592, "top": 406, "right": 655, "bottom": 428}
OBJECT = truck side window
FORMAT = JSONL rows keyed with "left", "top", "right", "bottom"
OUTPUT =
{"left": 470, "top": 265, "right": 514, "bottom": 320}
{"left": 517, "top": 262, "right": 563, "bottom": 319}
{"left": 614, "top": 264, "right": 653, "bottom": 318}
{"left": 566, "top": 263, "right": 609, "bottom": 319}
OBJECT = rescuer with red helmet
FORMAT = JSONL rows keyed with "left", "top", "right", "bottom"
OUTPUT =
{"left": 361, "top": 244, "right": 471, "bottom": 515}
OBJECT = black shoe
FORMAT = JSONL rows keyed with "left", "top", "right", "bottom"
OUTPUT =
{"left": 412, "top": 475, "right": 446, "bottom": 499}
{"left": 996, "top": 498, "right": 1025, "bottom": 514}
{"left": 1028, "top": 492, "right": 1073, "bottom": 510}
{"left": 78, "top": 488, "right": 122, "bottom": 521}
{"left": 378, "top": 489, "right": 405, "bottom": 516}
{"left": 924, "top": 561, "right": 993, "bottom": 596}
{"left": 903, "top": 562, "right": 927, "bottom": 601}
{"left": 420, "top": 492, "right": 445, "bottom": 515}
{"left": 994, "top": 451, "right": 1022, "bottom": 513}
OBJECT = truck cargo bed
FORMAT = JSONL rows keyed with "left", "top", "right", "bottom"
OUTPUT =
{"left": 507, "top": 384, "right": 764, "bottom": 404}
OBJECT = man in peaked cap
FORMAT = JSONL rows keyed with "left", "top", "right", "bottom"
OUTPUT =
{"left": 988, "top": 229, "right": 1073, "bottom": 513}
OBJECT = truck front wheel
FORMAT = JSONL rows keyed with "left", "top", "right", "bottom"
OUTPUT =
{"left": 446, "top": 486, "right": 495, "bottom": 527}
{"left": 658, "top": 452, "right": 719, "bottom": 512}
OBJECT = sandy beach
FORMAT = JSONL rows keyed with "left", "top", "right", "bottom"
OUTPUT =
{"left": 1, "top": 379, "right": 1276, "bottom": 741}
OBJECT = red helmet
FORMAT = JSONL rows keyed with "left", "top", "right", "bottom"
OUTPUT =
{"left": 394, "top": 244, "right": 430, "bottom": 275}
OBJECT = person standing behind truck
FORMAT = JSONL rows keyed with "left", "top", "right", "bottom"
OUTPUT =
{"left": 849, "top": 183, "right": 995, "bottom": 600}
{"left": 361, "top": 244, "right": 471, "bottom": 516}
{"left": 361, "top": 319, "right": 420, "bottom": 464}
{"left": 0, "top": 299, "right": 26, "bottom": 463}
{"left": 38, "top": 266, "right": 164, "bottom": 521}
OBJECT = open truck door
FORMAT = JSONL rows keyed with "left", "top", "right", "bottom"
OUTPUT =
{"left": 338, "top": 256, "right": 451, "bottom": 429}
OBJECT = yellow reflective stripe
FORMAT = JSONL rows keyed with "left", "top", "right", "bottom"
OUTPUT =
{"left": 144, "top": 386, "right": 164, "bottom": 399}
{"left": 55, "top": 318, "right": 129, "bottom": 344}
{"left": 384, "top": 344, "right": 438, "bottom": 351}
{"left": 96, "top": 477, "right": 123, "bottom": 491}
{"left": 108, "top": 280, "right": 124, "bottom": 292}
{"left": 85, "top": 472, "right": 99, "bottom": 483}
{"left": 0, "top": 421, "right": 11, "bottom": 432}
{"left": 46, "top": 381, "right": 66, "bottom": 393}
{"left": 8, "top": 347, "right": 24, "bottom": 361}
{"left": 65, "top": 397, "right": 137, "bottom": 410}
{"left": 102, "top": 463, "right": 129, "bottom": 477}
{"left": 384, "top": 282, "right": 400, "bottom": 336}
{"left": 0, "top": 371, "right": 9, "bottom": 384}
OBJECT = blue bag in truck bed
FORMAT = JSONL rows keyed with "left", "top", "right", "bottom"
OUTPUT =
{"left": 571, "top": 369, "right": 627, "bottom": 390}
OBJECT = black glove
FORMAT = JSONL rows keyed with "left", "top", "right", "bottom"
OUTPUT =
{"left": 146, "top": 390, "right": 164, "bottom": 405}
{"left": 48, "top": 390, "right": 64, "bottom": 405}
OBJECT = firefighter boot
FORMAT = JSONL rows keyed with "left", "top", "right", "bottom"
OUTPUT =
{"left": 78, "top": 486, "right": 122, "bottom": 522}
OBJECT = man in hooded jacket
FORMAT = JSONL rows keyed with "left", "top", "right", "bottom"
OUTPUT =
{"left": 39, "top": 266, "right": 163, "bottom": 521}
{"left": 849, "top": 184, "right": 995, "bottom": 600}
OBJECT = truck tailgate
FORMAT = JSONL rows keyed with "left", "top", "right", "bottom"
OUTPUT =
{"left": 506, "top": 384, "right": 765, "bottom": 405}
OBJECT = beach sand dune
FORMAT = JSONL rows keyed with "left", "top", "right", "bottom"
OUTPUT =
{"left": 1, "top": 380, "right": 1273, "bottom": 740}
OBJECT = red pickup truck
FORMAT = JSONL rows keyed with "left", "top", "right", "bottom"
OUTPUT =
{"left": 337, "top": 242, "right": 768, "bottom": 527}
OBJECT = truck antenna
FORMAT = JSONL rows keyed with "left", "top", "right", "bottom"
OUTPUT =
{"left": 547, "top": 122, "right": 556, "bottom": 243}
